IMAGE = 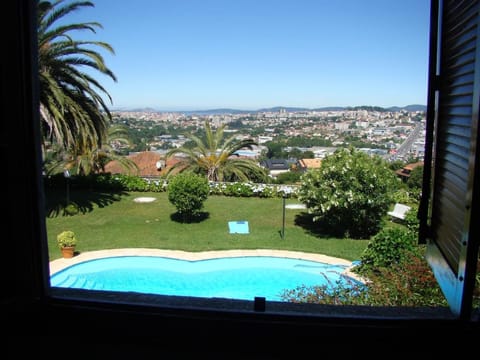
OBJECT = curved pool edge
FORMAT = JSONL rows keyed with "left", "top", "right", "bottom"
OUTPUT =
{"left": 49, "top": 248, "right": 364, "bottom": 282}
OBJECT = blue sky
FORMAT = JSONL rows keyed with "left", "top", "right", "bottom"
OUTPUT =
{"left": 65, "top": 0, "right": 431, "bottom": 110}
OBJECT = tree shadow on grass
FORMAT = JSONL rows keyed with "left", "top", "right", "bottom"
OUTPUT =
{"left": 294, "top": 212, "right": 337, "bottom": 238}
{"left": 45, "top": 188, "right": 129, "bottom": 218}
{"left": 170, "top": 211, "right": 210, "bottom": 224}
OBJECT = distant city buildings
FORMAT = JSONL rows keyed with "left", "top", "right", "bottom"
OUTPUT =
{"left": 111, "top": 107, "right": 426, "bottom": 179}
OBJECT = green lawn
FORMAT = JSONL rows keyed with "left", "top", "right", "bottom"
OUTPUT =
{"left": 45, "top": 190, "right": 370, "bottom": 261}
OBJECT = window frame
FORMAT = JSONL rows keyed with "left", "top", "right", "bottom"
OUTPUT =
{"left": 419, "top": 0, "right": 480, "bottom": 319}
{"left": 5, "top": 0, "right": 479, "bottom": 348}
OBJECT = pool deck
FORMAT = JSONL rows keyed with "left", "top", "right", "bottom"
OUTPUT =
{"left": 49, "top": 248, "right": 364, "bottom": 282}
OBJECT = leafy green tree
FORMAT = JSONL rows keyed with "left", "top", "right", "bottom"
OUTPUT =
{"left": 302, "top": 150, "right": 315, "bottom": 159}
{"left": 264, "top": 141, "right": 286, "bottom": 159}
{"left": 275, "top": 171, "right": 302, "bottom": 184}
{"left": 297, "top": 147, "right": 399, "bottom": 238}
{"left": 167, "top": 172, "right": 209, "bottom": 222}
{"left": 166, "top": 121, "right": 267, "bottom": 182}
{"left": 286, "top": 137, "right": 332, "bottom": 147}
{"left": 388, "top": 159, "right": 405, "bottom": 171}
{"left": 286, "top": 148, "right": 304, "bottom": 159}
{"left": 407, "top": 165, "right": 424, "bottom": 190}
{"left": 38, "top": 0, "right": 116, "bottom": 152}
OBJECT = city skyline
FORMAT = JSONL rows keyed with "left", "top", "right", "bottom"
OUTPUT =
{"left": 63, "top": 0, "right": 431, "bottom": 110}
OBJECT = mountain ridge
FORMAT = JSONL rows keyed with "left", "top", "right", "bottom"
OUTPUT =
{"left": 115, "top": 104, "right": 427, "bottom": 114}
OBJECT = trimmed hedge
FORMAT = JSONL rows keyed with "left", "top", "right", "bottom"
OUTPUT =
{"left": 43, "top": 173, "right": 299, "bottom": 198}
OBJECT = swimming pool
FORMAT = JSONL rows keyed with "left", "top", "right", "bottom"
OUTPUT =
{"left": 50, "top": 255, "right": 356, "bottom": 301}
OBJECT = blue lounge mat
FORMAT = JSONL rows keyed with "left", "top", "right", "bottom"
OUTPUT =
{"left": 228, "top": 221, "right": 249, "bottom": 234}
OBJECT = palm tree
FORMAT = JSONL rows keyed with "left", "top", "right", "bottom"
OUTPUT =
{"left": 166, "top": 121, "right": 268, "bottom": 182}
{"left": 44, "top": 124, "right": 139, "bottom": 176}
{"left": 37, "top": 0, "right": 117, "bottom": 153}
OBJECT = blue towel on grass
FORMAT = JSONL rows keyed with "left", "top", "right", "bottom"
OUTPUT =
{"left": 228, "top": 221, "right": 249, "bottom": 234}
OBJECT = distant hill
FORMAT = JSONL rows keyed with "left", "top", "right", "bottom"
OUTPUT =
{"left": 128, "top": 107, "right": 159, "bottom": 112}
{"left": 312, "top": 106, "right": 346, "bottom": 111}
{"left": 315, "top": 105, "right": 427, "bottom": 112}
{"left": 183, "top": 108, "right": 253, "bottom": 115}
{"left": 192, "top": 105, "right": 427, "bottom": 114}
{"left": 387, "top": 104, "right": 427, "bottom": 112}
{"left": 115, "top": 104, "right": 427, "bottom": 114}
{"left": 257, "top": 106, "right": 310, "bottom": 113}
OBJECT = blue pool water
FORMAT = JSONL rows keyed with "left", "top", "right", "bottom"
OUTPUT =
{"left": 50, "top": 256, "right": 354, "bottom": 301}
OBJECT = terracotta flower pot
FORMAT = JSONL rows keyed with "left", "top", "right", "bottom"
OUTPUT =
{"left": 61, "top": 246, "right": 75, "bottom": 258}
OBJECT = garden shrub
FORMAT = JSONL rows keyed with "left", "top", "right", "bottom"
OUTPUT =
{"left": 167, "top": 172, "right": 209, "bottom": 221}
{"left": 281, "top": 251, "right": 448, "bottom": 307}
{"left": 45, "top": 172, "right": 298, "bottom": 198}
{"left": 207, "top": 181, "right": 298, "bottom": 198}
{"left": 356, "top": 251, "right": 447, "bottom": 307}
{"left": 222, "top": 182, "right": 254, "bottom": 197}
{"left": 404, "top": 205, "right": 419, "bottom": 234}
{"left": 297, "top": 147, "right": 399, "bottom": 238}
{"left": 275, "top": 171, "right": 302, "bottom": 184}
{"left": 280, "top": 278, "right": 368, "bottom": 305}
{"left": 63, "top": 203, "right": 79, "bottom": 216}
{"left": 407, "top": 165, "right": 424, "bottom": 190}
{"left": 391, "top": 188, "right": 414, "bottom": 205}
{"left": 356, "top": 227, "right": 418, "bottom": 272}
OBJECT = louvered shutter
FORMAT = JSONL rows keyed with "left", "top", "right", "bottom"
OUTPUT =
{"left": 420, "top": 0, "right": 480, "bottom": 319}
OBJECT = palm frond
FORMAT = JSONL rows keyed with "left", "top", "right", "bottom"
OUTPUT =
{"left": 166, "top": 120, "right": 264, "bottom": 182}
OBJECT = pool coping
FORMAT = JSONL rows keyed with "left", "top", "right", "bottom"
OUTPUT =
{"left": 49, "top": 248, "right": 364, "bottom": 282}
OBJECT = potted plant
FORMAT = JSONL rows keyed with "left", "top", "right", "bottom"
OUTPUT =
{"left": 57, "top": 230, "right": 77, "bottom": 258}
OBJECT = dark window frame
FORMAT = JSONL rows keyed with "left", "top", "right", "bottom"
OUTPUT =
{"left": 4, "top": 0, "right": 479, "bottom": 351}
{"left": 419, "top": 0, "right": 480, "bottom": 319}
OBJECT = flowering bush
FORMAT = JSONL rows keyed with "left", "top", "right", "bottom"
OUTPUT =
{"left": 298, "top": 147, "right": 399, "bottom": 238}
{"left": 208, "top": 181, "right": 299, "bottom": 198}
{"left": 45, "top": 172, "right": 299, "bottom": 198}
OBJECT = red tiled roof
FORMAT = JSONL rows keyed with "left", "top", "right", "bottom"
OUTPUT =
{"left": 403, "top": 161, "right": 424, "bottom": 171}
{"left": 104, "top": 151, "right": 180, "bottom": 177}
{"left": 395, "top": 161, "right": 424, "bottom": 178}
{"left": 299, "top": 158, "right": 322, "bottom": 169}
